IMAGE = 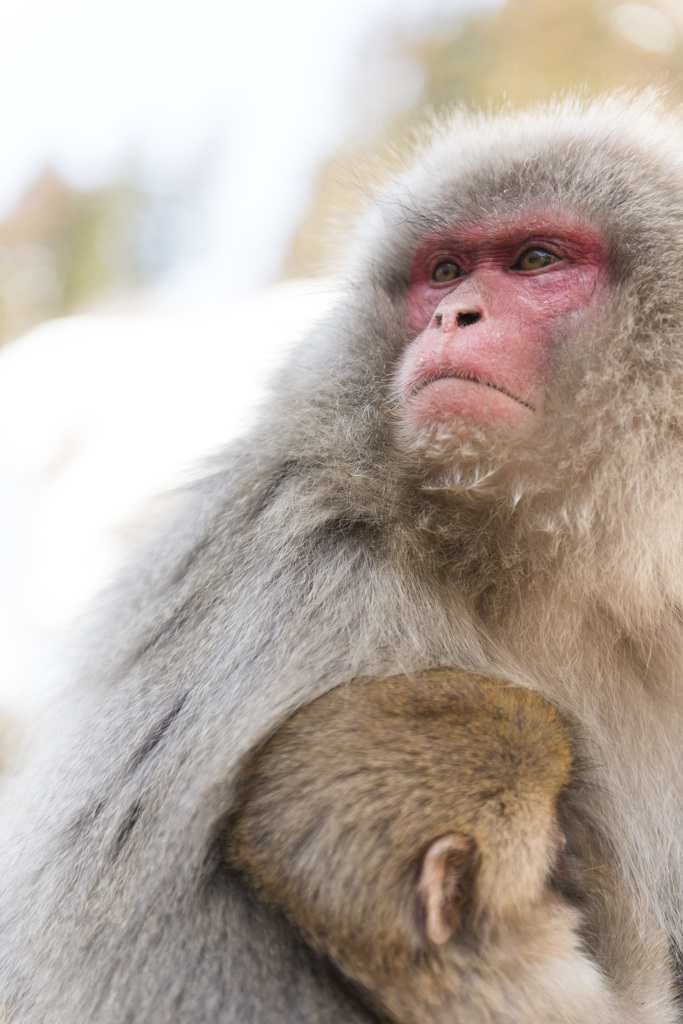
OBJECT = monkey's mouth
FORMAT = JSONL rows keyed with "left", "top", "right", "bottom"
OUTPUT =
{"left": 414, "top": 371, "right": 535, "bottom": 412}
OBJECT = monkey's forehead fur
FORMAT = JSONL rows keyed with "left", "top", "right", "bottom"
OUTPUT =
{"left": 356, "top": 93, "right": 683, "bottom": 294}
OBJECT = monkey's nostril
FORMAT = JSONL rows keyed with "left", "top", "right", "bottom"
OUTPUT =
{"left": 456, "top": 311, "right": 481, "bottom": 328}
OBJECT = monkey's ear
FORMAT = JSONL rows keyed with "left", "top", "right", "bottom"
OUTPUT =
{"left": 416, "top": 833, "right": 472, "bottom": 945}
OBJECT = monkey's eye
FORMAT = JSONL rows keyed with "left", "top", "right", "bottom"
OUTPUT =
{"left": 513, "top": 248, "right": 561, "bottom": 271}
{"left": 432, "top": 261, "right": 463, "bottom": 283}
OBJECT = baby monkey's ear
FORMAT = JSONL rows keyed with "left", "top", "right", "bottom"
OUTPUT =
{"left": 416, "top": 834, "right": 472, "bottom": 945}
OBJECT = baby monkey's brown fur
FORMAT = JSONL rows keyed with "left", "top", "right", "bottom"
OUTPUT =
{"left": 229, "top": 670, "right": 675, "bottom": 1024}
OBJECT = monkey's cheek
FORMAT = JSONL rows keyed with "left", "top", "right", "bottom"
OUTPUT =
{"left": 404, "top": 377, "right": 535, "bottom": 434}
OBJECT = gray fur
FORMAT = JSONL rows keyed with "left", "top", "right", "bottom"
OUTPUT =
{"left": 2, "top": 93, "right": 683, "bottom": 1021}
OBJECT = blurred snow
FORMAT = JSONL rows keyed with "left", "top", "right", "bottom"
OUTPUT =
{"left": 0, "top": 281, "right": 336, "bottom": 719}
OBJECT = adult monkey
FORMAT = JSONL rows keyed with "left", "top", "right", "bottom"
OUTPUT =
{"left": 1, "top": 94, "right": 683, "bottom": 1021}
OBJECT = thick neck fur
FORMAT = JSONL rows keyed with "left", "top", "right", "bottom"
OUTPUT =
{"left": 268, "top": 332, "right": 683, "bottom": 941}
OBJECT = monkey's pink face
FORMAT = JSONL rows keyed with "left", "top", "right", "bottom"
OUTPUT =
{"left": 396, "top": 212, "right": 608, "bottom": 435}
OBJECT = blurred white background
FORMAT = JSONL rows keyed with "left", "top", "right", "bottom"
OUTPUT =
{"left": 0, "top": 0, "right": 497, "bottom": 304}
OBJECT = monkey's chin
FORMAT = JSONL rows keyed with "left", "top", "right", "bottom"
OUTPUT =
{"left": 395, "top": 381, "right": 547, "bottom": 503}
{"left": 405, "top": 377, "right": 535, "bottom": 434}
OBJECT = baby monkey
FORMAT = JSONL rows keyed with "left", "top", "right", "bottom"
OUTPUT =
{"left": 228, "top": 670, "right": 676, "bottom": 1024}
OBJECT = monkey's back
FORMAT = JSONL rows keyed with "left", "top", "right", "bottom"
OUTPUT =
{"left": 230, "top": 670, "right": 573, "bottom": 950}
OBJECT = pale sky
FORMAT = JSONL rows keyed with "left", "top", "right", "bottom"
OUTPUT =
{"left": 0, "top": 0, "right": 502, "bottom": 303}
